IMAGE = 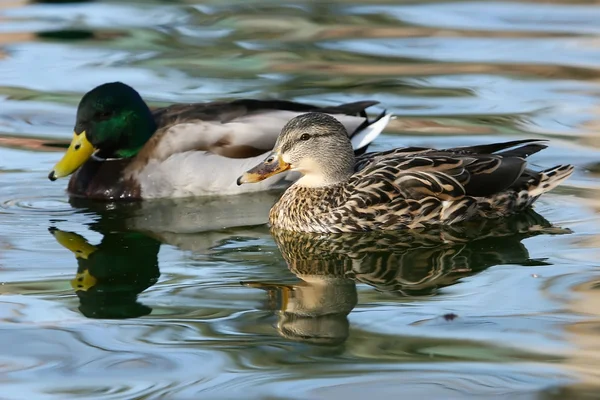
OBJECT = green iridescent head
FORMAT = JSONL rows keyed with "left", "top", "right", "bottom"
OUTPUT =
{"left": 48, "top": 82, "right": 156, "bottom": 181}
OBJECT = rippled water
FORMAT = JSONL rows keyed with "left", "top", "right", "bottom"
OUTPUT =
{"left": 1, "top": 0, "right": 600, "bottom": 398}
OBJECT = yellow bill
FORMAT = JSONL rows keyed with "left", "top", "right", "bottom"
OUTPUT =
{"left": 48, "top": 131, "right": 95, "bottom": 181}
{"left": 237, "top": 151, "right": 291, "bottom": 185}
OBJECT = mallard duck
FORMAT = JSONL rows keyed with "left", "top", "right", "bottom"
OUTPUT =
{"left": 237, "top": 113, "right": 575, "bottom": 233}
{"left": 47, "top": 82, "right": 391, "bottom": 200}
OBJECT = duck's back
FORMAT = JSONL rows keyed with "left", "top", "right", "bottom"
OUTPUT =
{"left": 269, "top": 139, "right": 574, "bottom": 233}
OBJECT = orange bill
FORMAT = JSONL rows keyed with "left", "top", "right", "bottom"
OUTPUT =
{"left": 237, "top": 151, "right": 290, "bottom": 185}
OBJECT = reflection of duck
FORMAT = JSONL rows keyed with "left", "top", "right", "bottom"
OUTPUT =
{"left": 49, "top": 227, "right": 160, "bottom": 319}
{"left": 53, "top": 192, "right": 283, "bottom": 319}
{"left": 68, "top": 191, "right": 278, "bottom": 252}
{"left": 244, "top": 277, "right": 357, "bottom": 347}
{"left": 245, "top": 210, "right": 571, "bottom": 345}
{"left": 48, "top": 82, "right": 389, "bottom": 200}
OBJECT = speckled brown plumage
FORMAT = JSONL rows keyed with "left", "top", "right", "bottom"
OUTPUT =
{"left": 269, "top": 139, "right": 574, "bottom": 232}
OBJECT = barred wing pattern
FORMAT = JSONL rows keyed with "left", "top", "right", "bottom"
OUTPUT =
{"left": 270, "top": 139, "right": 574, "bottom": 232}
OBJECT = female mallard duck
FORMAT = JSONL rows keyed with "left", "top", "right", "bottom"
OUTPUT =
{"left": 48, "top": 82, "right": 390, "bottom": 200}
{"left": 237, "top": 113, "right": 575, "bottom": 233}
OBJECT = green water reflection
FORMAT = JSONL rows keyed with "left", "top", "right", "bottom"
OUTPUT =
{"left": 1, "top": 0, "right": 600, "bottom": 398}
{"left": 50, "top": 227, "right": 160, "bottom": 319}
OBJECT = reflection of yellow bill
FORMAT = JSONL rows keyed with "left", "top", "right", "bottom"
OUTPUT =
{"left": 49, "top": 228, "right": 99, "bottom": 292}
{"left": 237, "top": 151, "right": 290, "bottom": 185}
{"left": 70, "top": 269, "right": 97, "bottom": 292}
{"left": 49, "top": 228, "right": 97, "bottom": 260}
{"left": 48, "top": 131, "right": 94, "bottom": 181}
{"left": 242, "top": 281, "right": 293, "bottom": 311}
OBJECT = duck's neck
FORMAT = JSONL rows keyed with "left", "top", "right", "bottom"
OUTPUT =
{"left": 114, "top": 109, "right": 157, "bottom": 159}
{"left": 295, "top": 174, "right": 350, "bottom": 188}
{"left": 269, "top": 184, "right": 346, "bottom": 233}
{"left": 293, "top": 159, "right": 355, "bottom": 188}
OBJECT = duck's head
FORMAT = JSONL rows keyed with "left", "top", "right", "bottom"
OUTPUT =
{"left": 48, "top": 82, "right": 156, "bottom": 181}
{"left": 237, "top": 112, "right": 355, "bottom": 188}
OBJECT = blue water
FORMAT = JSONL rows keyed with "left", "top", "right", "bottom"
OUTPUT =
{"left": 0, "top": 0, "right": 600, "bottom": 398}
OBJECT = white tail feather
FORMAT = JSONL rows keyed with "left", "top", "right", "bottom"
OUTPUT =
{"left": 350, "top": 113, "right": 393, "bottom": 151}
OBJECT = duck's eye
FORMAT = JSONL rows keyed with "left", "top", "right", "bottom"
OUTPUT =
{"left": 95, "top": 111, "right": 112, "bottom": 120}
{"left": 300, "top": 133, "right": 311, "bottom": 141}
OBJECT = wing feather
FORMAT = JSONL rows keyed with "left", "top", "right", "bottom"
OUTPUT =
{"left": 145, "top": 100, "right": 385, "bottom": 162}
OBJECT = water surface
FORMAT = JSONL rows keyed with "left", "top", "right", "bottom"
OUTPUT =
{"left": 1, "top": 0, "right": 600, "bottom": 398}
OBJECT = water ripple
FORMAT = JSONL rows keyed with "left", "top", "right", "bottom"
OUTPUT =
{"left": 0, "top": 0, "right": 599, "bottom": 397}
{"left": 0, "top": 196, "right": 73, "bottom": 215}
{"left": 348, "top": 2, "right": 600, "bottom": 35}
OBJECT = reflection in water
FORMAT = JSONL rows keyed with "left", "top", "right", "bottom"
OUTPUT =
{"left": 49, "top": 226, "right": 160, "bottom": 319}
{"left": 246, "top": 210, "right": 571, "bottom": 346}
{"left": 548, "top": 278, "right": 600, "bottom": 398}
{"left": 31, "top": 0, "right": 95, "bottom": 3}
{"left": 245, "top": 275, "right": 356, "bottom": 346}
{"left": 48, "top": 192, "right": 283, "bottom": 319}
{"left": 37, "top": 30, "right": 95, "bottom": 41}
{"left": 68, "top": 190, "right": 280, "bottom": 234}
{"left": 1, "top": 0, "right": 599, "bottom": 396}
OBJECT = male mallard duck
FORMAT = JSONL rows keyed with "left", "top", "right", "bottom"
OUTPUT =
{"left": 48, "top": 82, "right": 390, "bottom": 200}
{"left": 237, "top": 113, "right": 575, "bottom": 233}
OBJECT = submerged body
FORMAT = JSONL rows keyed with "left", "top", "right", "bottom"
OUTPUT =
{"left": 48, "top": 82, "right": 390, "bottom": 200}
{"left": 238, "top": 113, "right": 574, "bottom": 233}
